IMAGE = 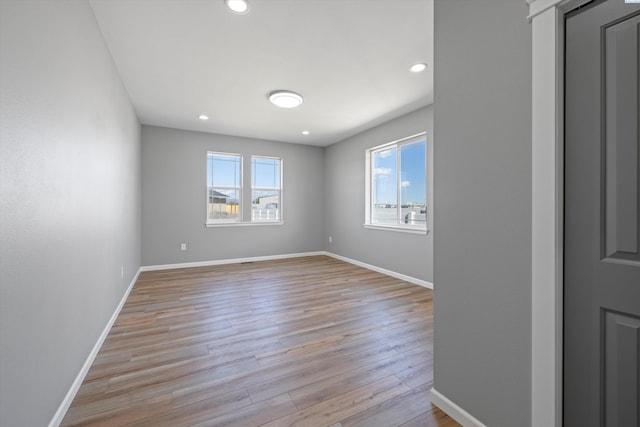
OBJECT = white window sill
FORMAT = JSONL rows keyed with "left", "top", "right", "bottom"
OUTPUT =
{"left": 206, "top": 221, "right": 284, "bottom": 228}
{"left": 364, "top": 224, "right": 429, "bottom": 235}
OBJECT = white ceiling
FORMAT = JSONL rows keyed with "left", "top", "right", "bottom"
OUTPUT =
{"left": 89, "top": 0, "right": 433, "bottom": 147}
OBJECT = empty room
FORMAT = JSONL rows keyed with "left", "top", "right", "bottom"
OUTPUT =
{"left": 7, "top": 1, "right": 632, "bottom": 427}
{"left": 2, "top": 1, "right": 440, "bottom": 425}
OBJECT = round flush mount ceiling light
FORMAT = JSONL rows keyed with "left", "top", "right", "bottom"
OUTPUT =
{"left": 197, "top": 114, "right": 209, "bottom": 120}
{"left": 268, "top": 90, "right": 304, "bottom": 109}
{"left": 410, "top": 63, "right": 427, "bottom": 73}
{"left": 302, "top": 130, "right": 310, "bottom": 135}
{"left": 225, "top": 0, "right": 249, "bottom": 14}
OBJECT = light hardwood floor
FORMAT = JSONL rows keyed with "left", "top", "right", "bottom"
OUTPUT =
{"left": 62, "top": 255, "right": 460, "bottom": 427}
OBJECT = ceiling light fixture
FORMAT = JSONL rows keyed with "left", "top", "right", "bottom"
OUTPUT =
{"left": 410, "top": 63, "right": 427, "bottom": 73}
{"left": 198, "top": 114, "right": 209, "bottom": 120}
{"left": 225, "top": 0, "right": 250, "bottom": 14}
{"left": 268, "top": 90, "right": 304, "bottom": 109}
{"left": 302, "top": 130, "right": 310, "bottom": 135}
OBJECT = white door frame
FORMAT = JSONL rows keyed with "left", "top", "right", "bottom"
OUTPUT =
{"left": 528, "top": 0, "right": 591, "bottom": 425}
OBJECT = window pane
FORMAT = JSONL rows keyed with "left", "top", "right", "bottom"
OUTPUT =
{"left": 252, "top": 190, "right": 280, "bottom": 221}
{"left": 371, "top": 147, "right": 397, "bottom": 225}
{"left": 251, "top": 157, "right": 282, "bottom": 222}
{"left": 400, "top": 140, "right": 426, "bottom": 226}
{"left": 252, "top": 157, "right": 280, "bottom": 189}
{"left": 208, "top": 153, "right": 241, "bottom": 187}
{"left": 207, "top": 188, "right": 240, "bottom": 221}
{"left": 207, "top": 152, "right": 242, "bottom": 223}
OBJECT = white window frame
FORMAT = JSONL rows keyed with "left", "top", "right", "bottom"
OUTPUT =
{"left": 206, "top": 151, "right": 242, "bottom": 224}
{"left": 251, "top": 155, "right": 283, "bottom": 223}
{"left": 365, "top": 132, "right": 427, "bottom": 234}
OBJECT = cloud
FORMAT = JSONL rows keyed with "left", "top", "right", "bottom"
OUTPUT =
{"left": 374, "top": 167, "right": 393, "bottom": 176}
{"left": 377, "top": 149, "right": 394, "bottom": 158}
{"left": 401, "top": 180, "right": 411, "bottom": 188}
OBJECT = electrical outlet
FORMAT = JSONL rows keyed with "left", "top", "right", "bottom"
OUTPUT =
{"left": 121, "top": 266, "right": 124, "bottom": 279}
{"left": 329, "top": 236, "right": 332, "bottom": 243}
{"left": 180, "top": 243, "right": 187, "bottom": 251}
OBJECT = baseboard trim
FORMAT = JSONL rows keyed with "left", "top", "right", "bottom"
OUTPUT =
{"left": 323, "top": 251, "right": 433, "bottom": 289}
{"left": 140, "top": 252, "right": 431, "bottom": 289}
{"left": 139, "top": 251, "right": 326, "bottom": 272}
{"left": 49, "top": 269, "right": 141, "bottom": 427}
{"left": 430, "top": 388, "right": 487, "bottom": 427}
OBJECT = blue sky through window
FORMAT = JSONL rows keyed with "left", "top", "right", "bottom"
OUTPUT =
{"left": 373, "top": 147, "right": 397, "bottom": 206}
{"left": 252, "top": 157, "right": 280, "bottom": 189}
{"left": 400, "top": 141, "right": 426, "bottom": 205}
{"left": 373, "top": 140, "right": 425, "bottom": 206}
{"left": 208, "top": 153, "right": 241, "bottom": 187}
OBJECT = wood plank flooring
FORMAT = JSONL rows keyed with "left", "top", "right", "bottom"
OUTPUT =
{"left": 61, "top": 255, "right": 460, "bottom": 427}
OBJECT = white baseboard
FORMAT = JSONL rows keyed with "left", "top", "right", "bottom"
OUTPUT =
{"left": 139, "top": 251, "right": 326, "bottom": 272}
{"left": 140, "top": 252, "right": 432, "bottom": 292}
{"left": 430, "top": 388, "right": 487, "bottom": 427}
{"left": 49, "top": 269, "right": 141, "bottom": 427}
{"left": 323, "top": 251, "right": 433, "bottom": 289}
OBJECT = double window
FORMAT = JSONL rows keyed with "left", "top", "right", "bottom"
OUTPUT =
{"left": 365, "top": 133, "right": 427, "bottom": 233}
{"left": 207, "top": 152, "right": 282, "bottom": 225}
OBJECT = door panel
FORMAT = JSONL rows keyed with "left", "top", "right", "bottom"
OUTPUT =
{"left": 565, "top": 1, "right": 640, "bottom": 426}
{"left": 604, "top": 311, "right": 640, "bottom": 426}
{"left": 604, "top": 13, "right": 640, "bottom": 261}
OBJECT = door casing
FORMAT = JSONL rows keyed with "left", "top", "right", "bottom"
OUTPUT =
{"left": 529, "top": 1, "right": 594, "bottom": 426}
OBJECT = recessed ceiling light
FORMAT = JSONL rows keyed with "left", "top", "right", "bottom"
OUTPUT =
{"left": 268, "top": 90, "right": 304, "bottom": 109}
{"left": 198, "top": 114, "right": 209, "bottom": 120}
{"left": 225, "top": 0, "right": 249, "bottom": 14}
{"left": 302, "top": 130, "right": 310, "bottom": 135}
{"left": 410, "top": 63, "right": 427, "bottom": 73}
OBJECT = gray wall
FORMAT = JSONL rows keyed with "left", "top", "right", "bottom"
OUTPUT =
{"left": 324, "top": 106, "right": 433, "bottom": 283}
{"left": 141, "top": 126, "right": 325, "bottom": 266}
{"left": 433, "top": 1, "right": 532, "bottom": 426}
{"left": 0, "top": 1, "right": 142, "bottom": 426}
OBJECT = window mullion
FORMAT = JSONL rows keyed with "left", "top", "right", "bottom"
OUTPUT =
{"left": 369, "top": 154, "right": 374, "bottom": 223}
{"left": 397, "top": 145, "right": 402, "bottom": 225}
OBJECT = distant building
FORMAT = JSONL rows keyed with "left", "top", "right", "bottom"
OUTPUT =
{"left": 208, "top": 189, "right": 237, "bottom": 218}
{"left": 252, "top": 194, "right": 279, "bottom": 221}
{"left": 208, "top": 189, "right": 228, "bottom": 204}
{"left": 253, "top": 194, "right": 278, "bottom": 209}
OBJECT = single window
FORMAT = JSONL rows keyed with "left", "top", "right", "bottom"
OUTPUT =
{"left": 365, "top": 133, "right": 427, "bottom": 232}
{"left": 252, "top": 156, "right": 282, "bottom": 222}
{"left": 207, "top": 152, "right": 242, "bottom": 223}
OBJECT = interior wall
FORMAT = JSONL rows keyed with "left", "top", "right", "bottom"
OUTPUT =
{"left": 432, "top": 1, "right": 532, "bottom": 425}
{"left": 324, "top": 106, "right": 433, "bottom": 283}
{"left": 0, "top": 1, "right": 142, "bottom": 426}
{"left": 141, "top": 125, "right": 325, "bottom": 266}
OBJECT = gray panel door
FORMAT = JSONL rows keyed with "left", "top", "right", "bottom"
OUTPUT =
{"left": 565, "top": 1, "right": 640, "bottom": 426}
